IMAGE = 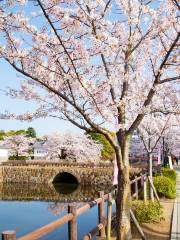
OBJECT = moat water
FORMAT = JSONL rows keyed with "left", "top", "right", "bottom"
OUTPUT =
{"left": 0, "top": 183, "right": 115, "bottom": 239}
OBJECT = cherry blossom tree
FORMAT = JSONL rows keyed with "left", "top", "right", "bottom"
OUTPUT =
{"left": 3, "top": 134, "right": 35, "bottom": 160}
{"left": 162, "top": 116, "right": 180, "bottom": 158}
{"left": 44, "top": 133, "right": 103, "bottom": 164}
{"left": 0, "top": 1, "right": 179, "bottom": 238}
{"left": 137, "top": 114, "right": 173, "bottom": 199}
{"left": 138, "top": 114, "right": 173, "bottom": 158}
{"left": 166, "top": 135, "right": 180, "bottom": 158}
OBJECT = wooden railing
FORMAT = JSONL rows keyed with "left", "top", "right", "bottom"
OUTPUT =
{"left": 1, "top": 173, "right": 147, "bottom": 240}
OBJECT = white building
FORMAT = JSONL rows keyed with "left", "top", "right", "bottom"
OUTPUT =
{"left": 33, "top": 141, "right": 48, "bottom": 160}
{"left": 0, "top": 145, "right": 9, "bottom": 163}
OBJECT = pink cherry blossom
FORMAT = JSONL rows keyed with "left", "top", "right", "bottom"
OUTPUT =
{"left": 2, "top": 134, "right": 35, "bottom": 158}
{"left": 44, "top": 133, "right": 103, "bottom": 164}
{"left": 0, "top": 1, "right": 179, "bottom": 238}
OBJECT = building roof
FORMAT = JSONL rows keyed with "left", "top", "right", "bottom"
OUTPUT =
{"left": 33, "top": 140, "right": 47, "bottom": 149}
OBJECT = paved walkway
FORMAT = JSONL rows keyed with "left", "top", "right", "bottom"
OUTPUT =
{"left": 171, "top": 166, "right": 180, "bottom": 240}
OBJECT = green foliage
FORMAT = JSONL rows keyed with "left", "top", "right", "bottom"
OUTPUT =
{"left": 15, "top": 130, "right": 27, "bottom": 135}
{"left": 9, "top": 155, "right": 28, "bottom": 160}
{"left": 2, "top": 129, "right": 26, "bottom": 136}
{"left": 132, "top": 200, "right": 163, "bottom": 223}
{"left": 0, "top": 130, "right": 23, "bottom": 139}
{"left": 0, "top": 130, "right": 5, "bottom": 140}
{"left": 0, "top": 128, "right": 37, "bottom": 139}
{"left": 153, "top": 176, "right": 176, "bottom": 199}
{"left": 5, "top": 130, "right": 15, "bottom": 136}
{"left": 26, "top": 127, "right": 36, "bottom": 138}
{"left": 161, "top": 168, "right": 177, "bottom": 183}
{"left": 87, "top": 132, "right": 115, "bottom": 161}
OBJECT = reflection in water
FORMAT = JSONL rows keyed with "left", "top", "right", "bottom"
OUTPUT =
{"left": 53, "top": 183, "right": 79, "bottom": 195}
{"left": 48, "top": 202, "right": 84, "bottom": 216}
{"left": 0, "top": 182, "right": 114, "bottom": 217}
{"left": 53, "top": 172, "right": 79, "bottom": 184}
{"left": 0, "top": 182, "right": 115, "bottom": 239}
{"left": 0, "top": 182, "right": 114, "bottom": 202}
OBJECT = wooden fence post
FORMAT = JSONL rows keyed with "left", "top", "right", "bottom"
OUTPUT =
{"left": 98, "top": 191, "right": 106, "bottom": 238}
{"left": 149, "top": 153, "right": 154, "bottom": 201}
{"left": 2, "top": 230, "right": 16, "bottom": 240}
{"left": 130, "top": 210, "right": 146, "bottom": 240}
{"left": 148, "top": 176, "right": 160, "bottom": 203}
{"left": 68, "top": 205, "right": 77, "bottom": 240}
{"left": 135, "top": 176, "right": 138, "bottom": 200}
{"left": 107, "top": 193, "right": 112, "bottom": 240}
{"left": 143, "top": 176, "right": 147, "bottom": 202}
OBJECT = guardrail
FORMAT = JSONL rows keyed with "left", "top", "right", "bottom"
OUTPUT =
{"left": 1, "top": 173, "right": 147, "bottom": 240}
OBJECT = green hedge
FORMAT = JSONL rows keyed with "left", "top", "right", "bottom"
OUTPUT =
{"left": 153, "top": 176, "right": 176, "bottom": 199}
{"left": 9, "top": 156, "right": 28, "bottom": 160}
{"left": 132, "top": 200, "right": 163, "bottom": 223}
{"left": 161, "top": 168, "right": 177, "bottom": 183}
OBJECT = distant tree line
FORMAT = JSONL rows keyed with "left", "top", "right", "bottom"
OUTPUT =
{"left": 0, "top": 127, "right": 36, "bottom": 140}
{"left": 0, "top": 127, "right": 115, "bottom": 162}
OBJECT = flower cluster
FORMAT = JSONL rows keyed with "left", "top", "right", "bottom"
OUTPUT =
{"left": 44, "top": 133, "right": 103, "bottom": 164}
{"left": 0, "top": 0, "right": 179, "bottom": 132}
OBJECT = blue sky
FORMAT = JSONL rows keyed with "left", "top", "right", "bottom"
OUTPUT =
{"left": 0, "top": 59, "right": 80, "bottom": 136}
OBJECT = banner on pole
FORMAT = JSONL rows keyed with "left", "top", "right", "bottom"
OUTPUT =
{"left": 113, "top": 156, "right": 118, "bottom": 185}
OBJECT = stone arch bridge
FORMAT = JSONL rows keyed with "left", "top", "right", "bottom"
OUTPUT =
{"left": 0, "top": 162, "right": 113, "bottom": 186}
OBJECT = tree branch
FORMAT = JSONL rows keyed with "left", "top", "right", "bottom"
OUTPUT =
{"left": 37, "top": 0, "right": 104, "bottom": 117}
{"left": 5, "top": 58, "right": 118, "bottom": 151}
{"left": 127, "top": 32, "right": 180, "bottom": 135}
{"left": 159, "top": 76, "right": 180, "bottom": 84}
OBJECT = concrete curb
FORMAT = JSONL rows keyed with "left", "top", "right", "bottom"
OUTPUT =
{"left": 170, "top": 169, "right": 180, "bottom": 240}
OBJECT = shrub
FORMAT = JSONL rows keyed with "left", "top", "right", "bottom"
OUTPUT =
{"left": 9, "top": 155, "right": 27, "bottom": 160}
{"left": 132, "top": 200, "right": 163, "bottom": 223}
{"left": 153, "top": 176, "right": 176, "bottom": 199}
{"left": 161, "top": 168, "right": 177, "bottom": 183}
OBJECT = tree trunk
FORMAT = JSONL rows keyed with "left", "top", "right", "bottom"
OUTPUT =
{"left": 148, "top": 152, "right": 154, "bottom": 201}
{"left": 116, "top": 137, "right": 132, "bottom": 240}
{"left": 116, "top": 167, "right": 131, "bottom": 240}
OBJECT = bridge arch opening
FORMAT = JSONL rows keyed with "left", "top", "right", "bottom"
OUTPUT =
{"left": 53, "top": 172, "right": 79, "bottom": 184}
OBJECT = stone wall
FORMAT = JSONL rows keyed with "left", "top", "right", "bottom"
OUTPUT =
{"left": 0, "top": 164, "right": 113, "bottom": 185}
